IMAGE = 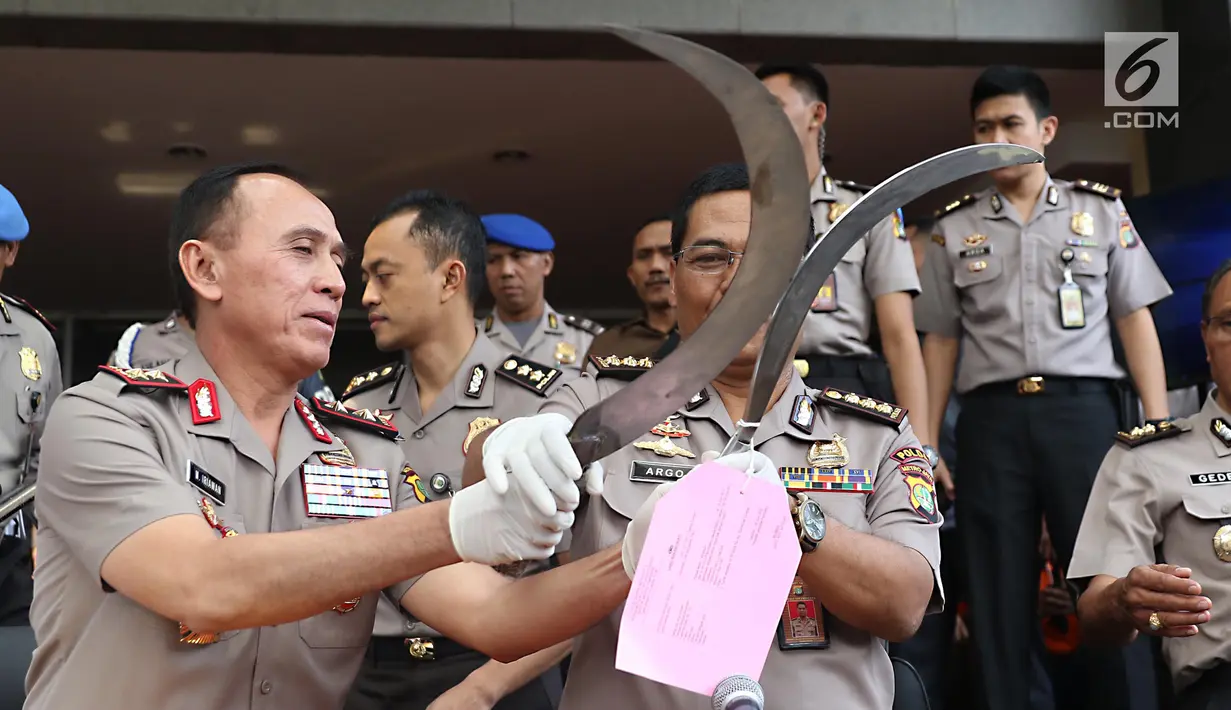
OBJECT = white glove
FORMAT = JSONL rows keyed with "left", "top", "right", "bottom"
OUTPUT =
{"left": 448, "top": 473, "right": 574, "bottom": 565}
{"left": 701, "top": 450, "right": 780, "bottom": 487}
{"left": 481, "top": 414, "right": 603, "bottom": 516}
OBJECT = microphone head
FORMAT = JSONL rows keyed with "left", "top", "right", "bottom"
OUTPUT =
{"left": 712, "top": 675, "right": 764, "bottom": 710}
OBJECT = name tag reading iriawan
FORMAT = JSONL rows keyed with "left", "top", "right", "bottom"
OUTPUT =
{"left": 301, "top": 464, "right": 392, "bottom": 519}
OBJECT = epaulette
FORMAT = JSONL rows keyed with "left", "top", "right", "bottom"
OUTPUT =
{"left": 818, "top": 387, "right": 906, "bottom": 428}
{"left": 1, "top": 294, "right": 55, "bottom": 332}
{"left": 1071, "top": 179, "right": 1122, "bottom": 200}
{"left": 933, "top": 194, "right": 979, "bottom": 220}
{"left": 496, "top": 354, "right": 562, "bottom": 396}
{"left": 562, "top": 313, "right": 605, "bottom": 336}
{"left": 310, "top": 398, "right": 399, "bottom": 441}
{"left": 342, "top": 362, "right": 402, "bottom": 398}
{"left": 98, "top": 365, "right": 188, "bottom": 391}
{"left": 1116, "top": 420, "right": 1185, "bottom": 448}
{"left": 588, "top": 354, "right": 655, "bottom": 382}
{"left": 832, "top": 179, "right": 872, "bottom": 193}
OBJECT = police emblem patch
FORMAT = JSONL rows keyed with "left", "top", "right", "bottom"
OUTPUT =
{"left": 899, "top": 463, "right": 939, "bottom": 523}
{"left": 403, "top": 464, "right": 427, "bottom": 504}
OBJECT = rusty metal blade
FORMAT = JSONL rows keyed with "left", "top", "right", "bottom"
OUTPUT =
{"left": 567, "top": 25, "right": 811, "bottom": 466}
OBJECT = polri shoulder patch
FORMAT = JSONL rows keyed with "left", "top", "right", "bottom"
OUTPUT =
{"left": 563, "top": 313, "right": 605, "bottom": 336}
{"left": 933, "top": 193, "right": 979, "bottom": 220}
{"left": 1071, "top": 179, "right": 1122, "bottom": 200}
{"left": 818, "top": 387, "right": 906, "bottom": 428}
{"left": 589, "top": 354, "right": 655, "bottom": 382}
{"left": 1116, "top": 420, "right": 1186, "bottom": 448}
{"left": 496, "top": 354, "right": 562, "bottom": 396}
{"left": 98, "top": 365, "right": 188, "bottom": 391}
{"left": 310, "top": 398, "right": 400, "bottom": 441}
{"left": 2, "top": 294, "right": 55, "bottom": 332}
{"left": 342, "top": 362, "right": 402, "bottom": 399}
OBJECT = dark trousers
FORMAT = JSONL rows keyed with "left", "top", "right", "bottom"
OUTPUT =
{"left": 956, "top": 379, "right": 1155, "bottom": 710}
{"left": 1173, "top": 664, "right": 1231, "bottom": 710}
{"left": 799, "top": 354, "right": 894, "bottom": 402}
{"left": 344, "top": 637, "right": 559, "bottom": 710}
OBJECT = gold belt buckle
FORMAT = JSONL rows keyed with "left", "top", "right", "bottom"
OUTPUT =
{"left": 406, "top": 637, "right": 435, "bottom": 660}
{"left": 1017, "top": 376, "right": 1044, "bottom": 395}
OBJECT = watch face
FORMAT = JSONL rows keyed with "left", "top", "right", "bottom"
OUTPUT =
{"left": 801, "top": 500, "right": 826, "bottom": 541}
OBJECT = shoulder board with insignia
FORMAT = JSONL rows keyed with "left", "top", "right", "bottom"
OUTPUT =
{"left": 933, "top": 194, "right": 979, "bottom": 220}
{"left": 1115, "top": 421, "right": 1186, "bottom": 448}
{"left": 1071, "top": 179, "right": 1122, "bottom": 200}
{"left": 310, "top": 398, "right": 399, "bottom": 440}
{"left": 562, "top": 313, "right": 605, "bottom": 336}
{"left": 818, "top": 387, "right": 905, "bottom": 427}
{"left": 342, "top": 362, "right": 402, "bottom": 398}
{"left": 588, "top": 354, "right": 654, "bottom": 382}
{"left": 98, "top": 365, "right": 188, "bottom": 390}
{"left": 2, "top": 294, "right": 55, "bottom": 332}
{"left": 496, "top": 354, "right": 563, "bottom": 396}
{"left": 832, "top": 179, "right": 872, "bottom": 193}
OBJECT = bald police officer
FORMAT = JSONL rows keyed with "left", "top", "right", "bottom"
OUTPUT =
{"left": 0, "top": 184, "right": 61, "bottom": 705}
{"left": 1069, "top": 259, "right": 1231, "bottom": 709}
{"left": 468, "top": 164, "right": 944, "bottom": 710}
{"left": 25, "top": 162, "right": 630, "bottom": 710}
{"left": 108, "top": 309, "right": 336, "bottom": 402}
{"left": 342, "top": 191, "right": 570, "bottom": 710}
{"left": 480, "top": 214, "right": 602, "bottom": 378}
{"left": 584, "top": 216, "right": 676, "bottom": 361}
{"left": 754, "top": 62, "right": 945, "bottom": 494}
{"left": 915, "top": 66, "right": 1172, "bottom": 710}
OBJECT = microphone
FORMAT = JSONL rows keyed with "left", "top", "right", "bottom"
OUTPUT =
{"left": 711, "top": 675, "right": 764, "bottom": 710}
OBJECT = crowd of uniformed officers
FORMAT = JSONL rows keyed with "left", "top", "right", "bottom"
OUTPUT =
{"left": 0, "top": 59, "right": 1225, "bottom": 710}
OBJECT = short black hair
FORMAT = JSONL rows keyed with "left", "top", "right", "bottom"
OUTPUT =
{"left": 637, "top": 214, "right": 671, "bottom": 233}
{"left": 169, "top": 161, "right": 304, "bottom": 327}
{"left": 754, "top": 61, "right": 829, "bottom": 106}
{"left": 970, "top": 65, "right": 1052, "bottom": 120}
{"left": 669, "top": 162, "right": 815, "bottom": 255}
{"left": 906, "top": 215, "right": 937, "bottom": 235}
{"left": 1202, "top": 259, "right": 1231, "bottom": 320}
{"left": 369, "top": 189, "right": 487, "bottom": 305}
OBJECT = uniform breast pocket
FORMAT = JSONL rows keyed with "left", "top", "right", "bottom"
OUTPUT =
{"left": 297, "top": 519, "right": 377, "bottom": 649}
{"left": 952, "top": 253, "right": 1003, "bottom": 290}
{"left": 13, "top": 383, "right": 48, "bottom": 425}
{"left": 1069, "top": 249, "right": 1109, "bottom": 278}
{"left": 1180, "top": 494, "right": 1228, "bottom": 524}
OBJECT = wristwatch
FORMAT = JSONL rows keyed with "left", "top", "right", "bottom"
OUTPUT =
{"left": 791, "top": 492, "right": 826, "bottom": 553}
{"left": 921, "top": 445, "right": 940, "bottom": 468}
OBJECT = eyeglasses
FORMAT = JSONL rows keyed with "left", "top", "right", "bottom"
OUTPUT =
{"left": 673, "top": 245, "right": 745, "bottom": 275}
{"left": 1204, "top": 315, "right": 1231, "bottom": 342}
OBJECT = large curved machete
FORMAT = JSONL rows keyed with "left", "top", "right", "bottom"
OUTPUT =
{"left": 566, "top": 25, "right": 812, "bottom": 466}
{"left": 720, "top": 143, "right": 1045, "bottom": 456}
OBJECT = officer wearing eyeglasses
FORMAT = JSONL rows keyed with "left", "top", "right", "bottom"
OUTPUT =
{"left": 1069, "top": 259, "right": 1231, "bottom": 710}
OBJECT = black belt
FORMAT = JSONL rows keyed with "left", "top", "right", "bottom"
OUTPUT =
{"left": 365, "top": 635, "right": 479, "bottom": 664}
{"left": 793, "top": 353, "right": 885, "bottom": 379}
{"left": 967, "top": 376, "right": 1115, "bottom": 398}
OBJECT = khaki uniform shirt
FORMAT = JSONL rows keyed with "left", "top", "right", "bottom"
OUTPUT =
{"left": 1069, "top": 392, "right": 1231, "bottom": 692}
{"left": 342, "top": 331, "right": 565, "bottom": 639}
{"left": 915, "top": 177, "right": 1173, "bottom": 394}
{"left": 800, "top": 172, "right": 920, "bottom": 358}
{"left": 480, "top": 303, "right": 603, "bottom": 379}
{"left": 584, "top": 317, "right": 672, "bottom": 362}
{"left": 27, "top": 345, "right": 419, "bottom": 710}
{"left": 0, "top": 294, "right": 61, "bottom": 498}
{"left": 542, "top": 366, "right": 944, "bottom": 710}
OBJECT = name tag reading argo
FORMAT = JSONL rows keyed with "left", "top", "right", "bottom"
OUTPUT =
{"left": 629, "top": 461, "right": 694, "bottom": 484}
{"left": 301, "top": 464, "right": 392, "bottom": 519}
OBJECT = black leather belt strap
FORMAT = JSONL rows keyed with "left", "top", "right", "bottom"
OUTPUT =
{"left": 365, "top": 635, "right": 478, "bottom": 664}
{"left": 968, "top": 376, "right": 1116, "bottom": 398}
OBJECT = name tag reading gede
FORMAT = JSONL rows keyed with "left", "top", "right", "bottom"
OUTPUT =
{"left": 301, "top": 464, "right": 392, "bottom": 519}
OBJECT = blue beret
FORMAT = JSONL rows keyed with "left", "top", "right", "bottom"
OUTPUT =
{"left": 481, "top": 213, "right": 555, "bottom": 252}
{"left": 0, "top": 185, "right": 29, "bottom": 242}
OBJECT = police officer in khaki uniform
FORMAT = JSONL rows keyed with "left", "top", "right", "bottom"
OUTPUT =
{"left": 341, "top": 191, "right": 570, "bottom": 710}
{"left": 480, "top": 214, "right": 603, "bottom": 378}
{"left": 0, "top": 184, "right": 61, "bottom": 705}
{"left": 472, "top": 164, "right": 944, "bottom": 710}
{"left": 108, "top": 310, "right": 336, "bottom": 402}
{"left": 1069, "top": 259, "right": 1231, "bottom": 710}
{"left": 24, "top": 163, "right": 629, "bottom": 710}
{"left": 754, "top": 64, "right": 942, "bottom": 492}
{"left": 584, "top": 216, "right": 676, "bottom": 362}
{"left": 915, "top": 66, "right": 1172, "bottom": 710}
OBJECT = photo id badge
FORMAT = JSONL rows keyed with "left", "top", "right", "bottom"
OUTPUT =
{"left": 777, "top": 576, "right": 830, "bottom": 650}
{"left": 1058, "top": 280, "right": 1086, "bottom": 329}
{"left": 810, "top": 273, "right": 838, "bottom": 313}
